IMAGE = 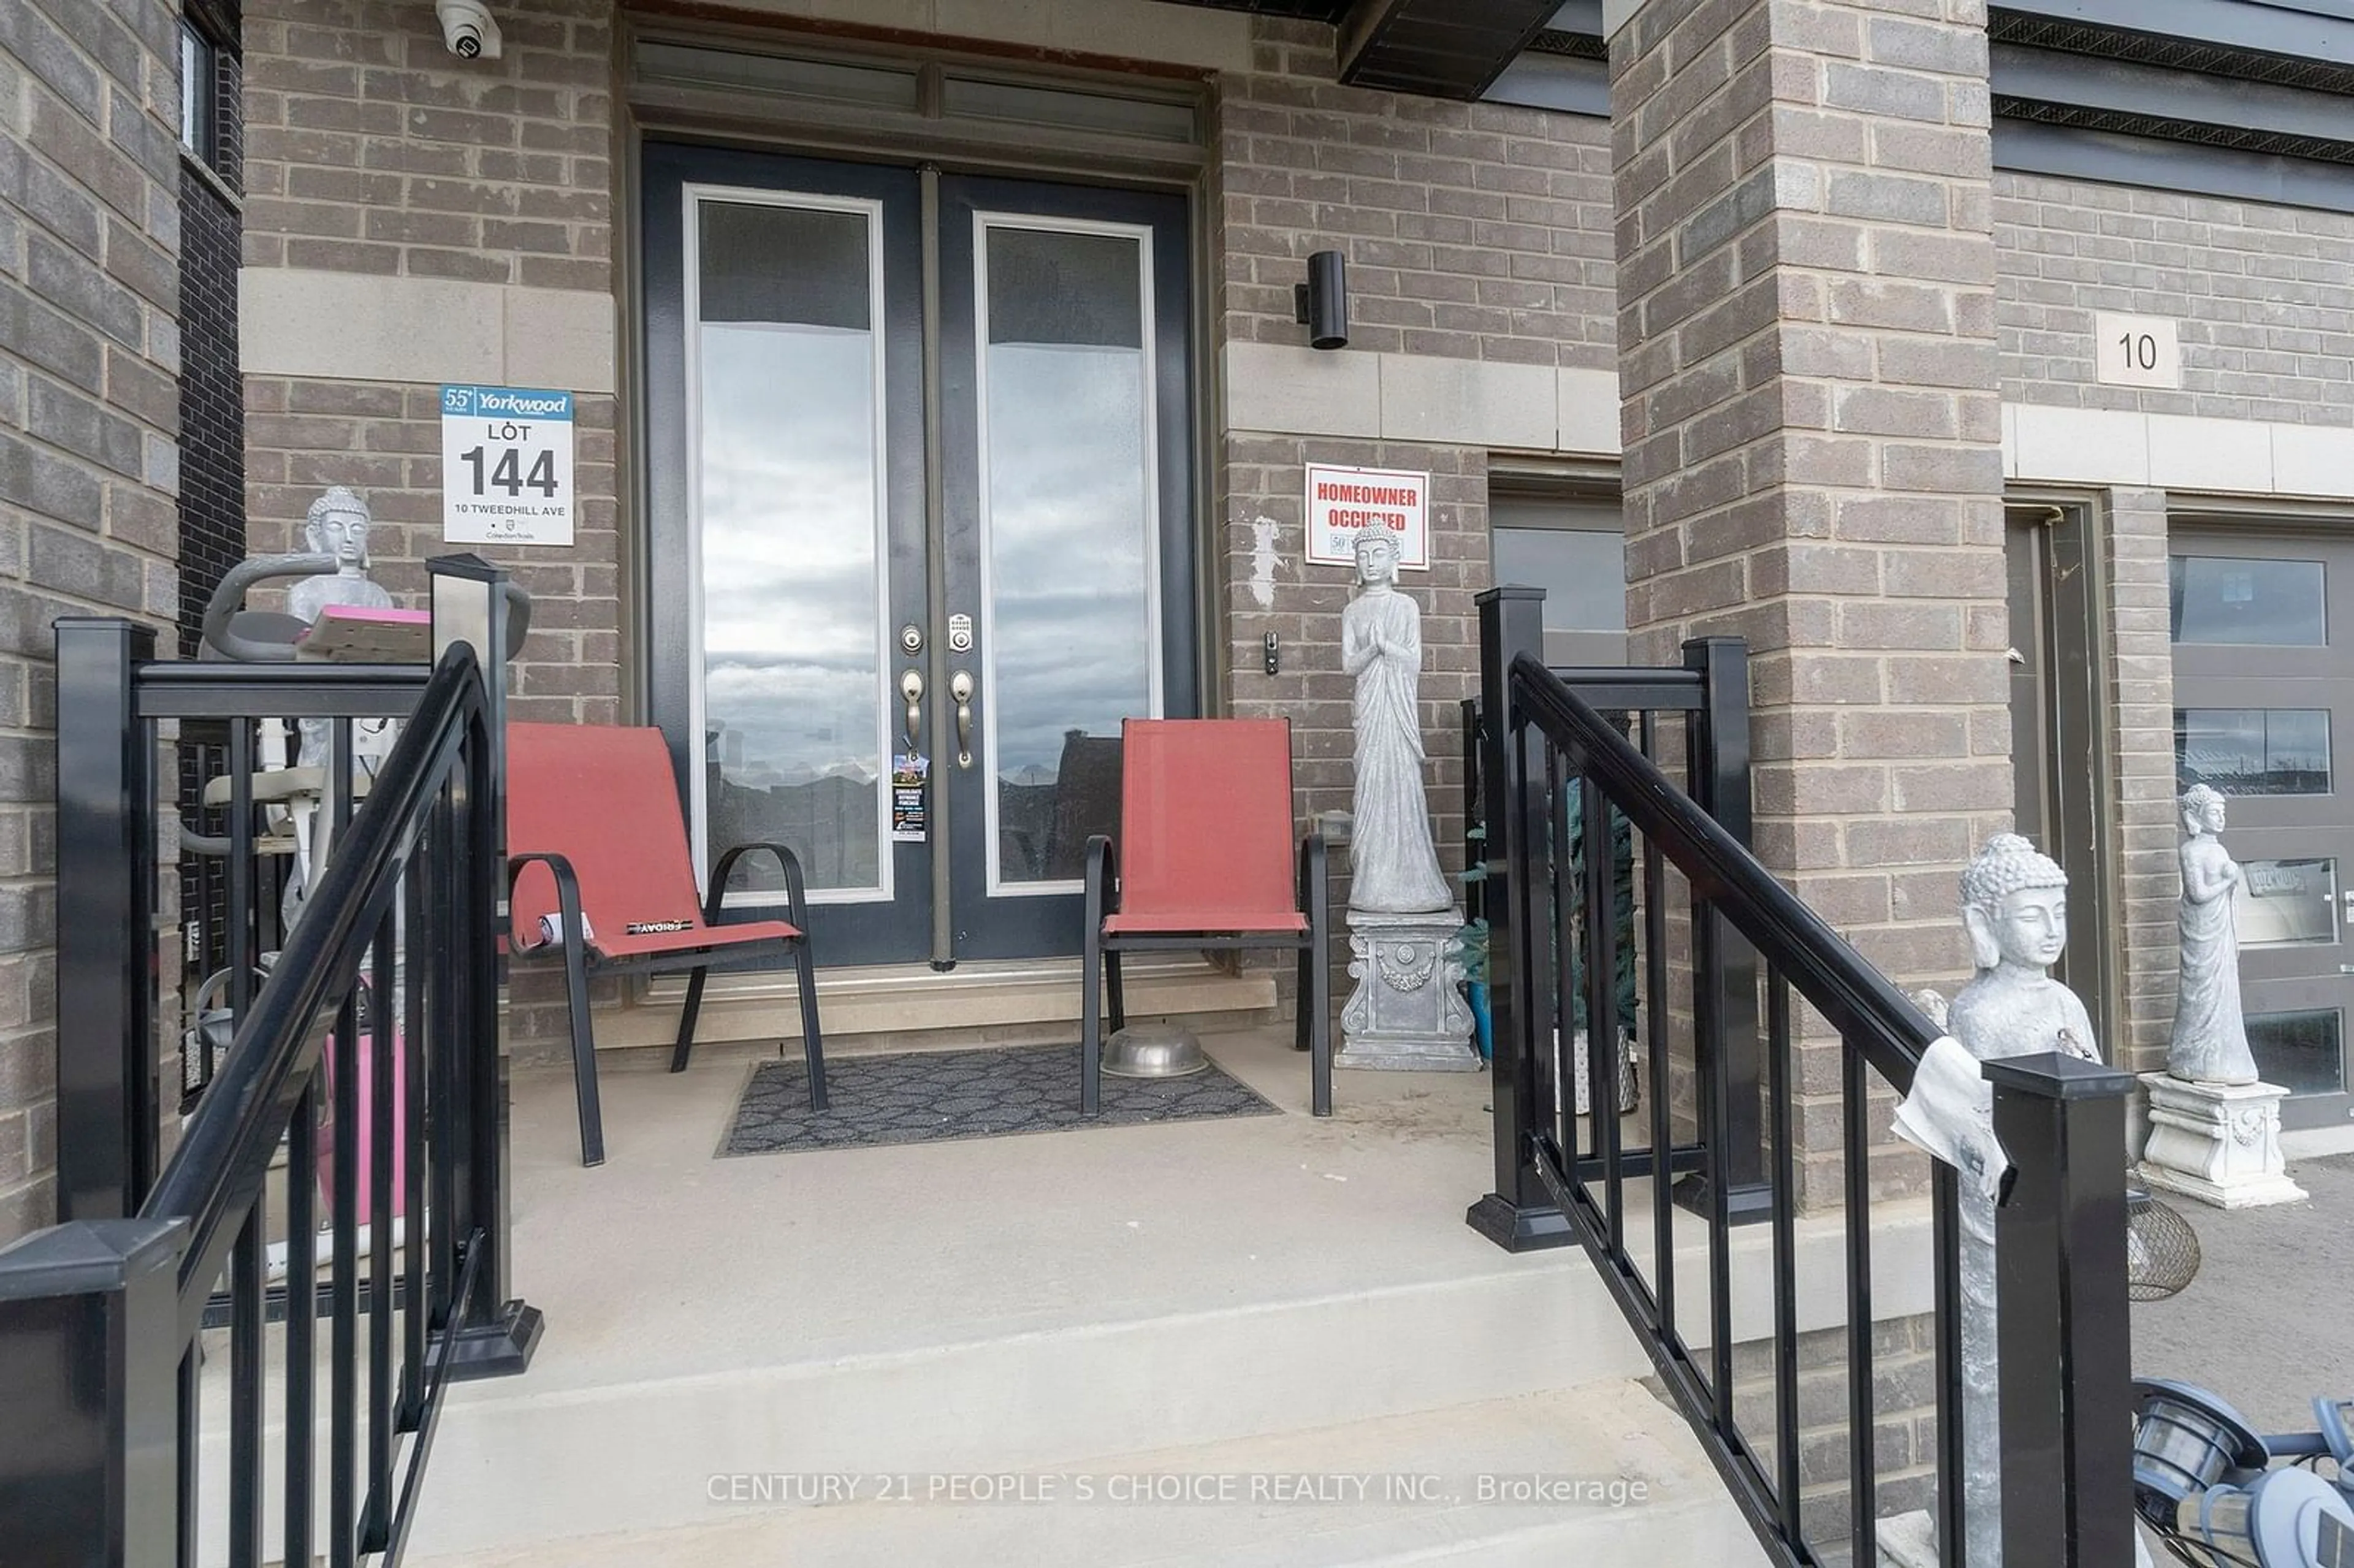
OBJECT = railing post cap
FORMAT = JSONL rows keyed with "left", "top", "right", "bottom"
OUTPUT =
{"left": 1982, "top": 1052, "right": 2138, "bottom": 1100}
{"left": 0, "top": 1218, "right": 184, "bottom": 1301}
{"left": 1476, "top": 584, "right": 1547, "bottom": 606}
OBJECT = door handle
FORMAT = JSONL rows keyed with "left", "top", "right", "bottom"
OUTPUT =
{"left": 899, "top": 669, "right": 924, "bottom": 752}
{"left": 950, "top": 670, "right": 975, "bottom": 769}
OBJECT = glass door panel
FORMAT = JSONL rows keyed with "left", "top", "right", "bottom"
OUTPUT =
{"left": 692, "top": 196, "right": 889, "bottom": 899}
{"left": 976, "top": 219, "right": 1161, "bottom": 891}
{"left": 644, "top": 145, "right": 932, "bottom": 967}
{"left": 939, "top": 175, "right": 1196, "bottom": 961}
{"left": 2168, "top": 525, "right": 2354, "bottom": 1128}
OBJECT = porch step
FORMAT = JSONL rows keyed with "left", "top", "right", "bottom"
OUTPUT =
{"left": 511, "top": 953, "right": 1279, "bottom": 1064}
{"left": 407, "top": 1382, "right": 1770, "bottom": 1567}
{"left": 394, "top": 1028, "right": 1917, "bottom": 1561}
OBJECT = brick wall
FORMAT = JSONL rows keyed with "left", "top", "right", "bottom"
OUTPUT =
{"left": 2103, "top": 487, "right": 2179, "bottom": 1077}
{"left": 239, "top": 0, "right": 612, "bottom": 291}
{"left": 1219, "top": 433, "right": 1486, "bottom": 929}
{"left": 0, "top": 0, "right": 185, "bottom": 1241}
{"left": 1218, "top": 19, "right": 1615, "bottom": 371}
{"left": 1729, "top": 1312, "right": 1942, "bottom": 1543}
{"left": 237, "top": 0, "right": 619, "bottom": 711}
{"left": 1995, "top": 172, "right": 2354, "bottom": 426}
{"left": 240, "top": 377, "right": 620, "bottom": 726}
{"left": 1612, "top": 0, "right": 2012, "bottom": 1206}
{"left": 1211, "top": 19, "right": 1617, "bottom": 999}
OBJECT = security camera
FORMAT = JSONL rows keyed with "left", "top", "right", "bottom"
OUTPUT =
{"left": 436, "top": 0, "right": 502, "bottom": 60}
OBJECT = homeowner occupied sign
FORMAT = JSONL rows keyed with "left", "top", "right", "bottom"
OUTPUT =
{"left": 1304, "top": 462, "right": 1430, "bottom": 570}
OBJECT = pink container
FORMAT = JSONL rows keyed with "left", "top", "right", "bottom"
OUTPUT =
{"left": 315, "top": 1027, "right": 408, "bottom": 1224}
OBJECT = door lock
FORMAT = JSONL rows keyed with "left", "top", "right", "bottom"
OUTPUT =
{"left": 899, "top": 623, "right": 924, "bottom": 656}
{"left": 950, "top": 669, "right": 975, "bottom": 769}
{"left": 900, "top": 668, "right": 924, "bottom": 752}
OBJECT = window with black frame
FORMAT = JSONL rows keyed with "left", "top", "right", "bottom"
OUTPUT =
{"left": 1487, "top": 483, "right": 1627, "bottom": 667}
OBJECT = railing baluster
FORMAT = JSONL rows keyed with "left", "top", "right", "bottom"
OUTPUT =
{"left": 364, "top": 902, "right": 398, "bottom": 1548}
{"left": 1766, "top": 972, "right": 1799, "bottom": 1539}
{"left": 1511, "top": 707, "right": 1548, "bottom": 1184}
{"left": 287, "top": 1076, "right": 318, "bottom": 1568}
{"left": 332, "top": 975, "right": 361, "bottom": 1568}
{"left": 221, "top": 699, "right": 257, "bottom": 1568}
{"left": 1696, "top": 880, "right": 1735, "bottom": 1436}
{"left": 1932, "top": 1163, "right": 1967, "bottom": 1565}
{"left": 229, "top": 1206, "right": 266, "bottom": 1567}
{"left": 403, "top": 848, "right": 430, "bottom": 1425}
{"left": 430, "top": 773, "right": 461, "bottom": 1329}
{"left": 1582, "top": 769, "right": 1623, "bottom": 1258}
{"left": 1843, "top": 1038, "right": 1878, "bottom": 1559}
{"left": 227, "top": 721, "right": 254, "bottom": 1023}
{"left": 1639, "top": 715, "right": 1674, "bottom": 1345}
{"left": 1545, "top": 740, "right": 1577, "bottom": 1178}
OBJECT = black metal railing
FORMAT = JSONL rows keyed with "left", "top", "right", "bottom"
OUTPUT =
{"left": 1476, "top": 587, "right": 2136, "bottom": 1567}
{"left": 1461, "top": 633, "right": 1768, "bottom": 1249}
{"left": 3, "top": 556, "right": 539, "bottom": 1566}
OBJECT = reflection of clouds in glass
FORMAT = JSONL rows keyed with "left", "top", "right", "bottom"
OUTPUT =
{"left": 985, "top": 343, "right": 1153, "bottom": 780}
{"left": 700, "top": 320, "right": 883, "bottom": 797}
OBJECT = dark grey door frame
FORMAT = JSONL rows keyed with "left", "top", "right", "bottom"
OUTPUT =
{"left": 2005, "top": 500, "right": 2123, "bottom": 1065}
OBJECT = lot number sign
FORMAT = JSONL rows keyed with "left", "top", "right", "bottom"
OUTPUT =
{"left": 441, "top": 384, "right": 576, "bottom": 546}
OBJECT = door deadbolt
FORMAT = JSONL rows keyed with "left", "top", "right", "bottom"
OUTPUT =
{"left": 899, "top": 623, "right": 924, "bottom": 656}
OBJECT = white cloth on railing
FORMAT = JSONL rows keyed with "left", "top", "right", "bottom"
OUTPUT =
{"left": 1891, "top": 1034, "right": 2009, "bottom": 1200}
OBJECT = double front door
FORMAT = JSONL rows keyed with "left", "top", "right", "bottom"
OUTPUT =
{"left": 643, "top": 144, "right": 1197, "bottom": 966}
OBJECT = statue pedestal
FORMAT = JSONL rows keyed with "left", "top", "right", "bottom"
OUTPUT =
{"left": 2137, "top": 1072, "right": 2307, "bottom": 1209}
{"left": 1338, "top": 907, "right": 1479, "bottom": 1072}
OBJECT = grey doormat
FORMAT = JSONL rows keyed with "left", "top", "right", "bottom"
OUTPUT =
{"left": 721, "top": 1042, "right": 1280, "bottom": 1157}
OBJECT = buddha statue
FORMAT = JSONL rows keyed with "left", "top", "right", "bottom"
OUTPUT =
{"left": 288, "top": 487, "right": 399, "bottom": 772}
{"left": 1948, "top": 833, "right": 2103, "bottom": 1070}
{"left": 1944, "top": 833, "right": 2104, "bottom": 1568}
{"left": 287, "top": 486, "right": 397, "bottom": 627}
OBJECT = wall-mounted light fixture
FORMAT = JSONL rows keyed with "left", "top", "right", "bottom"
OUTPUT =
{"left": 1294, "top": 250, "right": 1349, "bottom": 351}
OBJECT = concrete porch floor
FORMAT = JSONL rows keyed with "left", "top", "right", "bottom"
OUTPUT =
{"left": 488, "top": 1025, "right": 1558, "bottom": 1391}
{"left": 403, "top": 1025, "right": 1772, "bottom": 1564}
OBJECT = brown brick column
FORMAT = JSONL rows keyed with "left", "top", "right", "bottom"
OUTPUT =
{"left": 1613, "top": 0, "right": 2008, "bottom": 1201}
{"left": 2102, "top": 487, "right": 2179, "bottom": 1080}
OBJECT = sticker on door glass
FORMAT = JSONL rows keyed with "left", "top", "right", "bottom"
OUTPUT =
{"left": 2234, "top": 857, "right": 2337, "bottom": 948}
{"left": 891, "top": 752, "right": 929, "bottom": 843}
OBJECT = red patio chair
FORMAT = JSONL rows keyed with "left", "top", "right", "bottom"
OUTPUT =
{"left": 1083, "top": 718, "right": 1331, "bottom": 1116}
{"left": 506, "top": 723, "right": 826, "bottom": 1166}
